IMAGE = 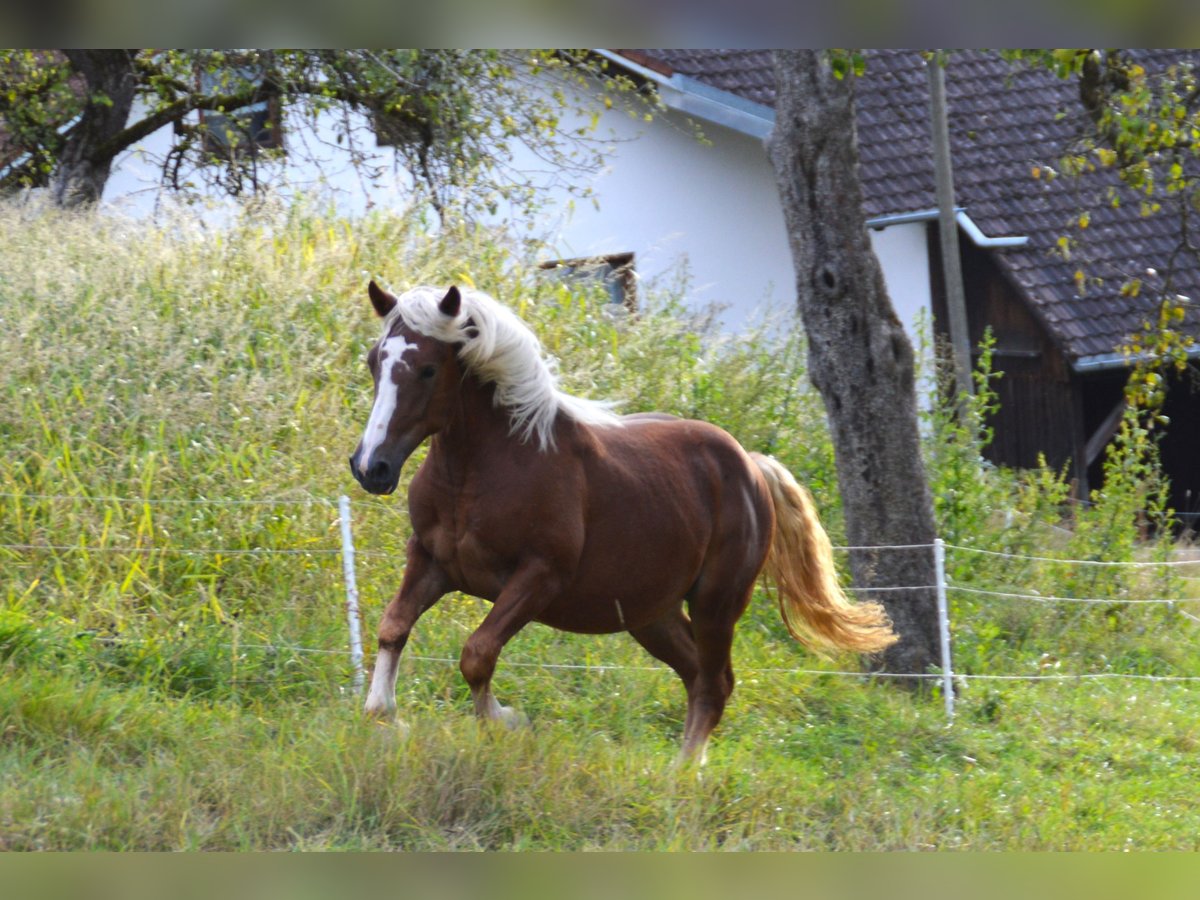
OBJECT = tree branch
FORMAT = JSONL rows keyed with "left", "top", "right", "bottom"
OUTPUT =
{"left": 89, "top": 80, "right": 383, "bottom": 164}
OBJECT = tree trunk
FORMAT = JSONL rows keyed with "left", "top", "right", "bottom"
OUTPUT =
{"left": 50, "top": 50, "right": 138, "bottom": 207}
{"left": 766, "top": 50, "right": 940, "bottom": 679}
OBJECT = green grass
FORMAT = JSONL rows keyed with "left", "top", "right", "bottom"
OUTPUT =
{"left": 4, "top": 657, "right": 1199, "bottom": 850}
{"left": 2, "top": 197, "right": 1200, "bottom": 849}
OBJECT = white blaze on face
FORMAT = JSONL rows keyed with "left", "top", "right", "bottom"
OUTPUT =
{"left": 358, "top": 334, "right": 418, "bottom": 474}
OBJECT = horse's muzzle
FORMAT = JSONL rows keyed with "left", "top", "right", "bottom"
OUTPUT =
{"left": 348, "top": 448, "right": 408, "bottom": 495}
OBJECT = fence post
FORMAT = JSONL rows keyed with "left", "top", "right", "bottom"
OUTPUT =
{"left": 338, "top": 494, "right": 366, "bottom": 695}
{"left": 933, "top": 538, "right": 955, "bottom": 721}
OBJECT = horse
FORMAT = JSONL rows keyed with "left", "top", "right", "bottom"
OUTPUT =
{"left": 349, "top": 282, "right": 898, "bottom": 762}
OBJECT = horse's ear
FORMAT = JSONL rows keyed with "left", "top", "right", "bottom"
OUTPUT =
{"left": 368, "top": 280, "right": 397, "bottom": 318}
{"left": 439, "top": 285, "right": 461, "bottom": 318}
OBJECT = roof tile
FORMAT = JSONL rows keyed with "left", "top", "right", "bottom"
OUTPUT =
{"left": 635, "top": 49, "right": 1200, "bottom": 361}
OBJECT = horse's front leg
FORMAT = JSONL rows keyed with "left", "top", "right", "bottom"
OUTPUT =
{"left": 364, "top": 536, "right": 450, "bottom": 721}
{"left": 459, "top": 559, "right": 561, "bottom": 729}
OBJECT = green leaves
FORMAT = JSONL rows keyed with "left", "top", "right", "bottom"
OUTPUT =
{"left": 1123, "top": 294, "right": 1195, "bottom": 415}
{"left": 0, "top": 50, "right": 81, "bottom": 188}
{"left": 1, "top": 50, "right": 655, "bottom": 219}
{"left": 829, "top": 50, "right": 867, "bottom": 81}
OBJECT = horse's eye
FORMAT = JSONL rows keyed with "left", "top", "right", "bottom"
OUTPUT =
{"left": 419, "top": 365, "right": 437, "bottom": 380}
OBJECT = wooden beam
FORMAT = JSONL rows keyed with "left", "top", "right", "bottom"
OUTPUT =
{"left": 1085, "top": 396, "right": 1128, "bottom": 468}
{"left": 928, "top": 51, "right": 974, "bottom": 403}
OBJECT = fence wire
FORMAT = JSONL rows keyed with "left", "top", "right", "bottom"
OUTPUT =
{"left": 5, "top": 495, "right": 1200, "bottom": 704}
{"left": 945, "top": 542, "right": 1200, "bottom": 568}
{"left": 0, "top": 491, "right": 337, "bottom": 507}
{"left": 948, "top": 584, "right": 1200, "bottom": 605}
{"left": 0, "top": 542, "right": 340, "bottom": 556}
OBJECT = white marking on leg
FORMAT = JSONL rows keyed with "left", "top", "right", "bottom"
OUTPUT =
{"left": 358, "top": 335, "right": 417, "bottom": 474}
{"left": 364, "top": 647, "right": 400, "bottom": 718}
{"left": 470, "top": 684, "right": 527, "bottom": 729}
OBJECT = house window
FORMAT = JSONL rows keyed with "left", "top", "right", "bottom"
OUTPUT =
{"left": 197, "top": 66, "right": 283, "bottom": 157}
{"left": 538, "top": 252, "right": 637, "bottom": 311}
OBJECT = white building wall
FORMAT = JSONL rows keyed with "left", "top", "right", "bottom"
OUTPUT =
{"left": 100, "top": 87, "right": 934, "bottom": 349}
{"left": 868, "top": 221, "right": 936, "bottom": 408}
{"left": 528, "top": 107, "right": 798, "bottom": 329}
{"left": 534, "top": 102, "right": 933, "bottom": 346}
{"left": 867, "top": 221, "right": 932, "bottom": 344}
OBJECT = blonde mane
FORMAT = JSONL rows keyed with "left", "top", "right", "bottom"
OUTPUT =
{"left": 383, "top": 285, "right": 622, "bottom": 449}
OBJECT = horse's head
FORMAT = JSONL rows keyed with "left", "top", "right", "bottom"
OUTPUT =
{"left": 349, "top": 282, "right": 464, "bottom": 495}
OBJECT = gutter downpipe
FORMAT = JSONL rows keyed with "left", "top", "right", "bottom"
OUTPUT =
{"left": 593, "top": 49, "right": 673, "bottom": 87}
{"left": 593, "top": 50, "right": 775, "bottom": 140}
{"left": 866, "top": 208, "right": 1029, "bottom": 249}
{"left": 1073, "top": 344, "right": 1200, "bottom": 373}
{"left": 954, "top": 210, "right": 1029, "bottom": 248}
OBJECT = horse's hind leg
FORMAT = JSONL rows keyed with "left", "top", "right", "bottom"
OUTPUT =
{"left": 677, "top": 581, "right": 757, "bottom": 764}
{"left": 629, "top": 607, "right": 700, "bottom": 742}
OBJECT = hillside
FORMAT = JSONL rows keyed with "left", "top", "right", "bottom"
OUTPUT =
{"left": 1, "top": 200, "right": 1198, "bottom": 850}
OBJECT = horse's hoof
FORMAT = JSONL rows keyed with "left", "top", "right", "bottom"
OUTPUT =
{"left": 673, "top": 745, "right": 708, "bottom": 770}
{"left": 364, "top": 705, "right": 408, "bottom": 735}
{"left": 363, "top": 702, "right": 398, "bottom": 722}
{"left": 383, "top": 718, "right": 410, "bottom": 737}
{"left": 496, "top": 706, "right": 529, "bottom": 730}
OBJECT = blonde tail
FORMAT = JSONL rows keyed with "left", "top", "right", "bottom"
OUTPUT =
{"left": 751, "top": 453, "right": 899, "bottom": 655}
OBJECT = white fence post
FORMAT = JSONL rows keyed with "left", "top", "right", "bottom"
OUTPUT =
{"left": 338, "top": 494, "right": 366, "bottom": 695}
{"left": 934, "top": 538, "right": 955, "bottom": 721}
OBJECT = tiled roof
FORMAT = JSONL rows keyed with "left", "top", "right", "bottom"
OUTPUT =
{"left": 628, "top": 49, "right": 1200, "bottom": 365}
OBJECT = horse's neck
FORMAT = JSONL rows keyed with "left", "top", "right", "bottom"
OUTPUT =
{"left": 432, "top": 374, "right": 525, "bottom": 472}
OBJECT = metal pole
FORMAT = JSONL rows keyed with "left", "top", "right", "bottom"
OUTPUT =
{"left": 928, "top": 50, "right": 974, "bottom": 403}
{"left": 338, "top": 494, "right": 366, "bottom": 695}
{"left": 933, "top": 538, "right": 955, "bottom": 721}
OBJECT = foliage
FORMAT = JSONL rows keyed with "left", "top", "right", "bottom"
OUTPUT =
{"left": 827, "top": 50, "right": 867, "bottom": 80}
{"left": 917, "top": 319, "right": 1190, "bottom": 684}
{"left": 0, "top": 51, "right": 80, "bottom": 188}
{"left": 924, "top": 326, "right": 1004, "bottom": 546}
{"left": 1005, "top": 50, "right": 1200, "bottom": 212}
{"left": 0, "top": 49, "right": 652, "bottom": 216}
{"left": 2, "top": 200, "right": 1199, "bottom": 849}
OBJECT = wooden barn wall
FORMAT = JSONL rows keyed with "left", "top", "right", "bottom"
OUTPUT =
{"left": 1159, "top": 365, "right": 1200, "bottom": 527}
{"left": 925, "top": 226, "right": 1200, "bottom": 518}
{"left": 927, "top": 225, "right": 1083, "bottom": 476}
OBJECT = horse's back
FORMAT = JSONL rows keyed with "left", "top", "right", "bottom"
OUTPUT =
{"left": 607, "top": 412, "right": 765, "bottom": 489}
{"left": 537, "top": 413, "right": 772, "bottom": 632}
{"left": 605, "top": 413, "right": 773, "bottom": 550}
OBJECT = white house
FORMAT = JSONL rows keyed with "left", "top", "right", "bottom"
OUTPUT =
{"left": 100, "top": 50, "right": 935, "bottom": 338}
{"left": 518, "top": 50, "right": 935, "bottom": 337}
{"left": 93, "top": 50, "right": 1062, "bottom": 357}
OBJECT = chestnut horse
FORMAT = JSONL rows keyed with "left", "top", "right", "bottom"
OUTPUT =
{"left": 349, "top": 283, "right": 897, "bottom": 762}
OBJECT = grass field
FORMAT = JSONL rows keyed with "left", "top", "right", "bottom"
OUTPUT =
{"left": 2, "top": 199, "right": 1199, "bottom": 850}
